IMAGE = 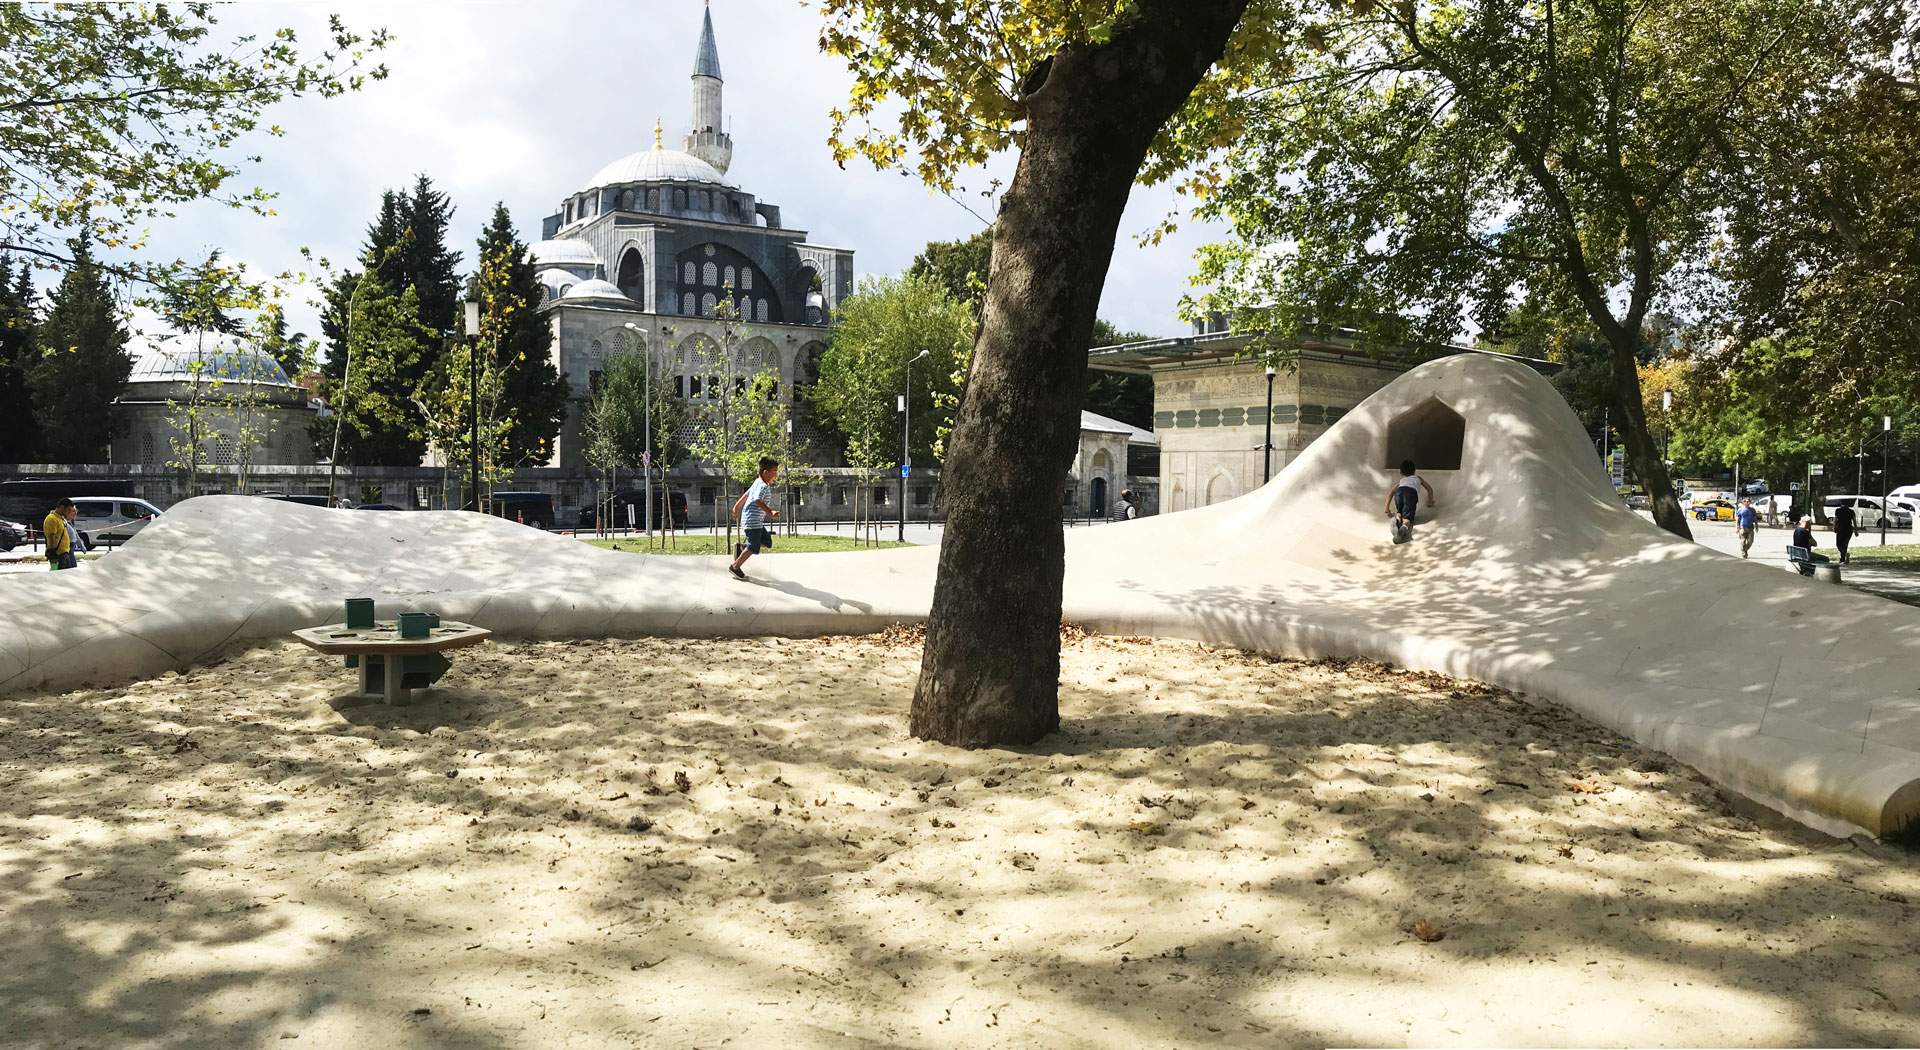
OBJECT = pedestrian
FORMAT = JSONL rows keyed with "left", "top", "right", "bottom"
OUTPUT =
{"left": 1118, "top": 489, "right": 1139, "bottom": 520}
{"left": 1832, "top": 501, "right": 1856, "bottom": 565}
{"left": 1735, "top": 497, "right": 1758, "bottom": 558}
{"left": 727, "top": 456, "right": 780, "bottom": 581}
{"left": 40, "top": 498, "right": 76, "bottom": 571}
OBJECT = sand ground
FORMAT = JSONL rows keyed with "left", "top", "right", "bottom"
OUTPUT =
{"left": 2, "top": 631, "right": 1916, "bottom": 1049}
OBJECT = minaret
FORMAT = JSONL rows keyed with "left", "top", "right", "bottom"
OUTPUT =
{"left": 684, "top": 3, "right": 733, "bottom": 175}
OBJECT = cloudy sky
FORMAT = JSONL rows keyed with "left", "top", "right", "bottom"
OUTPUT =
{"left": 152, "top": 0, "right": 1223, "bottom": 350}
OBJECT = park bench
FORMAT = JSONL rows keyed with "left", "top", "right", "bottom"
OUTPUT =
{"left": 1786, "top": 545, "right": 1842, "bottom": 584}
{"left": 292, "top": 599, "right": 490, "bottom": 705}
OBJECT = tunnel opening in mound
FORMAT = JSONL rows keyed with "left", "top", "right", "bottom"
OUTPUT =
{"left": 1384, "top": 396, "right": 1465, "bottom": 471}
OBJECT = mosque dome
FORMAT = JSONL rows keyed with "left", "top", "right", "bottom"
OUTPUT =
{"left": 559, "top": 278, "right": 634, "bottom": 304}
{"left": 581, "top": 147, "right": 733, "bottom": 192}
{"left": 529, "top": 239, "right": 600, "bottom": 270}
{"left": 128, "top": 333, "right": 297, "bottom": 387}
{"left": 536, "top": 268, "right": 582, "bottom": 300}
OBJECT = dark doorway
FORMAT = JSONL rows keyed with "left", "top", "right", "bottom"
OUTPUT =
{"left": 1090, "top": 476, "right": 1107, "bottom": 517}
{"left": 1385, "top": 397, "right": 1465, "bottom": 470}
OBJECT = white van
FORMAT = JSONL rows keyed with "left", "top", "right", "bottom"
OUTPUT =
{"left": 69, "top": 496, "right": 164, "bottom": 547}
{"left": 1823, "top": 494, "right": 1913, "bottom": 530}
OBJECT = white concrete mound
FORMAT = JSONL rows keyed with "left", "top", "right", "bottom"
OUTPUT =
{"left": 3, "top": 354, "right": 1915, "bottom": 838}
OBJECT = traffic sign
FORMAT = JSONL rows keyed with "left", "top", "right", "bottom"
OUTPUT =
{"left": 900, "top": 464, "right": 910, "bottom": 478}
{"left": 1810, "top": 464, "right": 1824, "bottom": 476}
{"left": 1790, "top": 481, "right": 1801, "bottom": 492}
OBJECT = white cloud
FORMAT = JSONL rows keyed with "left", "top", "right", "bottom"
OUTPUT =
{"left": 136, "top": 1, "right": 1223, "bottom": 345}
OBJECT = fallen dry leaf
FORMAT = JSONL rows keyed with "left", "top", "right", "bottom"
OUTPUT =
{"left": 1411, "top": 919, "right": 1446, "bottom": 943}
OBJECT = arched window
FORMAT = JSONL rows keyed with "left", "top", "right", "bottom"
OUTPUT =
{"left": 701, "top": 190, "right": 713, "bottom": 210}
{"left": 564, "top": 202, "right": 573, "bottom": 223}
{"left": 616, "top": 248, "right": 645, "bottom": 302}
{"left": 682, "top": 292, "right": 695, "bottom": 315}
{"left": 140, "top": 433, "right": 155, "bottom": 467}
{"left": 703, "top": 262, "right": 718, "bottom": 285}
{"left": 683, "top": 261, "right": 696, "bottom": 284}
{"left": 723, "top": 265, "right": 736, "bottom": 288}
{"left": 674, "top": 188, "right": 688, "bottom": 209}
{"left": 739, "top": 268, "right": 752, "bottom": 291}
{"left": 756, "top": 299, "right": 769, "bottom": 322}
{"left": 701, "top": 292, "right": 716, "bottom": 316}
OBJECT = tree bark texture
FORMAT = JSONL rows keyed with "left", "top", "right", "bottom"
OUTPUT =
{"left": 1606, "top": 338, "right": 1692, "bottom": 539}
{"left": 910, "top": 0, "right": 1250, "bottom": 747}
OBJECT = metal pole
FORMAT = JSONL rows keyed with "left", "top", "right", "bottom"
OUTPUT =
{"left": 469, "top": 331, "right": 480, "bottom": 513}
{"left": 1882, "top": 425, "right": 1891, "bottom": 546}
{"left": 642, "top": 332, "right": 653, "bottom": 540}
{"left": 328, "top": 283, "right": 362, "bottom": 508}
{"left": 899, "top": 368, "right": 909, "bottom": 544}
{"left": 1263, "top": 366, "right": 1275, "bottom": 484}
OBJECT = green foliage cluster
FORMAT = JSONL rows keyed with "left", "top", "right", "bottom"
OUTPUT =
{"left": 0, "top": 5, "right": 386, "bottom": 304}
{"left": 0, "top": 256, "right": 43, "bottom": 460}
{"left": 28, "top": 234, "right": 129, "bottom": 462}
{"left": 809, "top": 274, "right": 973, "bottom": 468}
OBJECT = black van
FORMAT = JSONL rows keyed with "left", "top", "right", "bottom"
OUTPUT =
{"left": 490, "top": 491, "right": 554, "bottom": 529}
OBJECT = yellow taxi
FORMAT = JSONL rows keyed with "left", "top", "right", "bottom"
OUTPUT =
{"left": 1689, "top": 498, "right": 1736, "bottom": 521}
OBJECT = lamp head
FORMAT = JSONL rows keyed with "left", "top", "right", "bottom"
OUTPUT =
{"left": 462, "top": 300, "right": 482, "bottom": 335}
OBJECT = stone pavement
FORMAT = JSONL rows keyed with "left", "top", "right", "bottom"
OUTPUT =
{"left": 1661, "top": 516, "right": 1920, "bottom": 608}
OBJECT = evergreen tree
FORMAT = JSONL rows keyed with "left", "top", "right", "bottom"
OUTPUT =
{"left": 317, "top": 267, "right": 358, "bottom": 387}
{"left": 398, "top": 175, "right": 462, "bottom": 333}
{"left": 30, "top": 233, "right": 130, "bottom": 462}
{"left": 31, "top": 241, "right": 130, "bottom": 462}
{"left": 257, "top": 305, "right": 313, "bottom": 381}
{"left": 468, "top": 203, "right": 567, "bottom": 466}
{"left": 0, "top": 257, "right": 41, "bottom": 460}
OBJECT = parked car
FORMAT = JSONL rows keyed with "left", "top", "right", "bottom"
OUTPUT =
{"left": 355, "top": 503, "right": 405, "bottom": 511}
{"left": 1689, "top": 498, "right": 1737, "bottom": 521}
{"left": 0, "top": 517, "right": 27, "bottom": 552}
{"left": 489, "top": 491, "right": 554, "bottom": 529}
{"left": 1888, "top": 483, "right": 1920, "bottom": 504}
{"left": 1823, "top": 494, "right": 1913, "bottom": 530}
{"left": 66, "top": 497, "right": 164, "bottom": 548}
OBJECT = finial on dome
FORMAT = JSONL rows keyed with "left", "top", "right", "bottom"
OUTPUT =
{"left": 653, "top": 117, "right": 663, "bottom": 149}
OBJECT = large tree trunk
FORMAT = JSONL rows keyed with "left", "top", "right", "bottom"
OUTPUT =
{"left": 1606, "top": 338, "right": 1692, "bottom": 539}
{"left": 911, "top": 0, "right": 1249, "bottom": 747}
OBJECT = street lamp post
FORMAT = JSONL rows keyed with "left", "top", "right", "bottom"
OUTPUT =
{"left": 639, "top": 327, "right": 654, "bottom": 536}
{"left": 327, "top": 279, "right": 371, "bottom": 508}
{"left": 900, "top": 349, "right": 929, "bottom": 542}
{"left": 1263, "top": 363, "right": 1277, "bottom": 484}
{"left": 463, "top": 300, "right": 483, "bottom": 512}
{"left": 1882, "top": 414, "right": 1893, "bottom": 545}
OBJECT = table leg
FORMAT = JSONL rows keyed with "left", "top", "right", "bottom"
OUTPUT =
{"left": 360, "top": 654, "right": 382, "bottom": 698}
{"left": 384, "top": 659, "right": 410, "bottom": 706}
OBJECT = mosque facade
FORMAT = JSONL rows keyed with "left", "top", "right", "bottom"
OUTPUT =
{"left": 528, "top": 7, "right": 854, "bottom": 469}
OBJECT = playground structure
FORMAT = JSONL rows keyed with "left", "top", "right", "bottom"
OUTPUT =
{"left": 0, "top": 354, "right": 1913, "bottom": 839}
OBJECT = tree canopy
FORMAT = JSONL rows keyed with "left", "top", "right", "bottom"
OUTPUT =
{"left": 0, "top": 5, "right": 386, "bottom": 298}
{"left": 810, "top": 274, "right": 973, "bottom": 469}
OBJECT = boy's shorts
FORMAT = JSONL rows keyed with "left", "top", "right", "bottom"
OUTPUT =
{"left": 1392, "top": 487, "right": 1419, "bottom": 520}
{"left": 744, "top": 527, "right": 773, "bottom": 554}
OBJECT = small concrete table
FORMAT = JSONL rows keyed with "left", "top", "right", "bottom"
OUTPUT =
{"left": 292, "top": 619, "right": 491, "bottom": 705}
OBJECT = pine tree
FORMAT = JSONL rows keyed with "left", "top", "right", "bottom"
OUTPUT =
{"left": 0, "top": 257, "right": 42, "bottom": 461}
{"left": 470, "top": 203, "right": 568, "bottom": 466}
{"left": 30, "top": 233, "right": 130, "bottom": 462}
{"left": 398, "top": 175, "right": 462, "bottom": 333}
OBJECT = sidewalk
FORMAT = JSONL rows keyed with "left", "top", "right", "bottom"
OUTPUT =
{"left": 1655, "top": 515, "right": 1920, "bottom": 607}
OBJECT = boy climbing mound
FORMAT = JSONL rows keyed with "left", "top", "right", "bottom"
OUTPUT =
{"left": 728, "top": 457, "right": 781, "bottom": 581}
{"left": 1385, "top": 459, "right": 1436, "bottom": 544}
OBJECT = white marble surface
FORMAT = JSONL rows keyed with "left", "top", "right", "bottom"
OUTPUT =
{"left": 4, "top": 354, "right": 1916, "bottom": 838}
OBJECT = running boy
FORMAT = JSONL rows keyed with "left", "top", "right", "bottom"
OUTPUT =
{"left": 1385, "top": 459, "right": 1437, "bottom": 539}
{"left": 728, "top": 457, "right": 780, "bottom": 581}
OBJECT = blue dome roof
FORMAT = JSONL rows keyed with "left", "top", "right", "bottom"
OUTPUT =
{"left": 129, "top": 333, "right": 296, "bottom": 386}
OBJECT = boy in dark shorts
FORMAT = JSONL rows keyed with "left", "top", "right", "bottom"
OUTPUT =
{"left": 728, "top": 457, "right": 781, "bottom": 580}
{"left": 1385, "top": 459, "right": 1436, "bottom": 543}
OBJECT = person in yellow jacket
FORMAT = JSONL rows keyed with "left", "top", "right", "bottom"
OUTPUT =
{"left": 42, "top": 499, "right": 76, "bottom": 570}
